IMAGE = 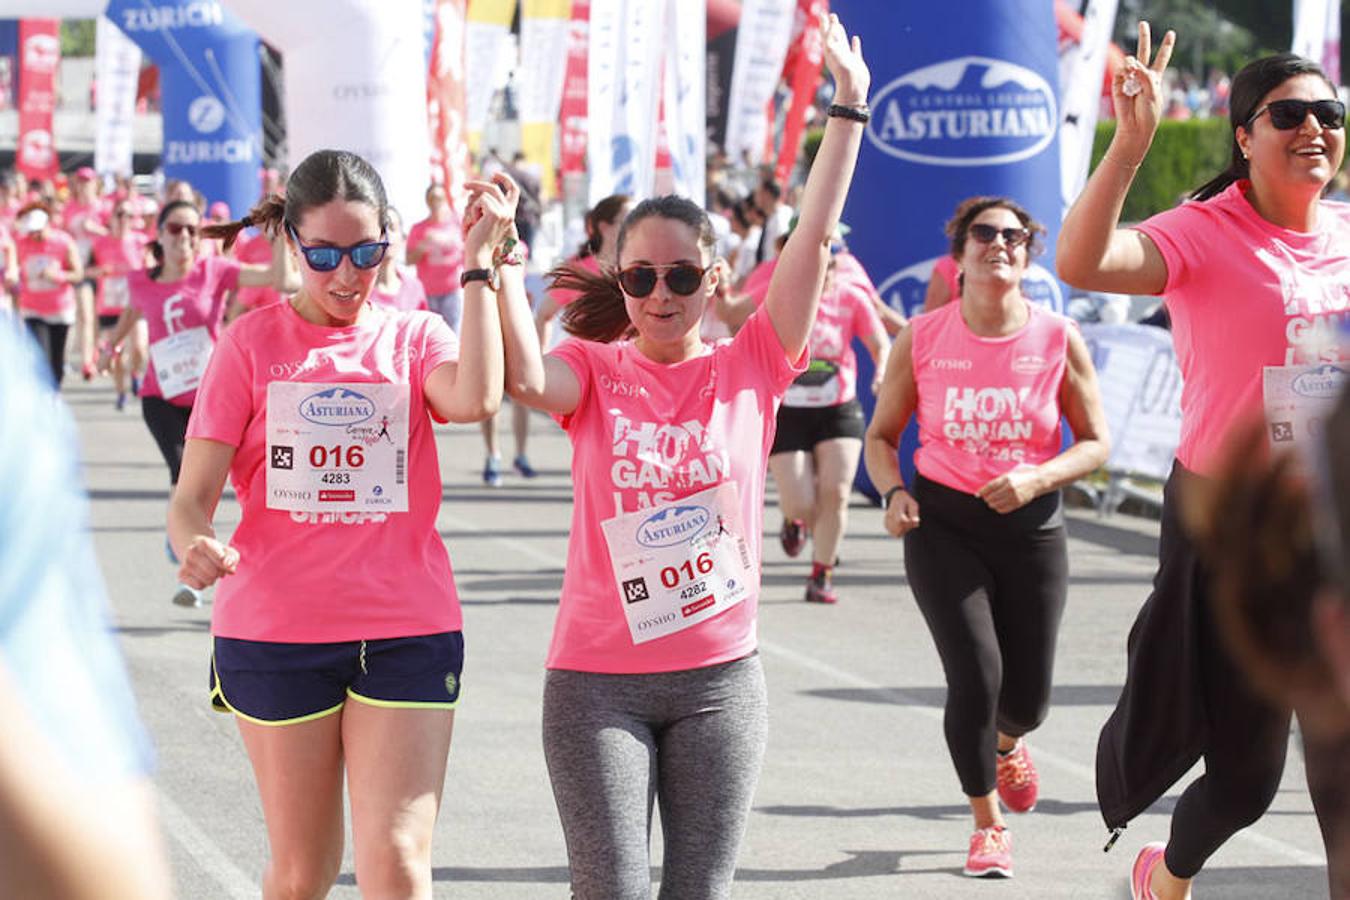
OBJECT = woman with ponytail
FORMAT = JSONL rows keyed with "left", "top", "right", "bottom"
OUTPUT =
{"left": 1058, "top": 23, "right": 1350, "bottom": 900}
{"left": 497, "top": 14, "right": 868, "bottom": 898}
{"left": 103, "top": 195, "right": 294, "bottom": 607}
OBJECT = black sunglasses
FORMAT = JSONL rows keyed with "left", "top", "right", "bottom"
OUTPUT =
{"left": 1247, "top": 98, "right": 1346, "bottom": 131}
{"left": 617, "top": 263, "right": 707, "bottom": 298}
{"left": 287, "top": 223, "right": 389, "bottom": 272}
{"left": 968, "top": 224, "right": 1031, "bottom": 247}
{"left": 163, "top": 221, "right": 199, "bottom": 238}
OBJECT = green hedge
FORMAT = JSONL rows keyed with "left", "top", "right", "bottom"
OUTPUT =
{"left": 1089, "top": 118, "right": 1232, "bottom": 222}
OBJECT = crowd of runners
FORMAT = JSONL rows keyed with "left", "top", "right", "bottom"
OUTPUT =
{"left": 5, "top": 12, "right": 1350, "bottom": 900}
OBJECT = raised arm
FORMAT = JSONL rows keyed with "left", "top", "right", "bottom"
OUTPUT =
{"left": 237, "top": 227, "right": 299, "bottom": 293}
{"left": 1057, "top": 22, "right": 1174, "bottom": 296}
{"left": 764, "top": 13, "right": 870, "bottom": 359}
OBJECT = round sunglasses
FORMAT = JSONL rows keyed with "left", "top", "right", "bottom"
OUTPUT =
{"left": 287, "top": 223, "right": 389, "bottom": 272}
{"left": 1246, "top": 98, "right": 1346, "bottom": 131}
{"left": 617, "top": 263, "right": 708, "bottom": 298}
{"left": 968, "top": 224, "right": 1031, "bottom": 247}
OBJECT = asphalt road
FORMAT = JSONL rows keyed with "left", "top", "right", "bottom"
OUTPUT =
{"left": 66, "top": 378, "right": 1329, "bottom": 899}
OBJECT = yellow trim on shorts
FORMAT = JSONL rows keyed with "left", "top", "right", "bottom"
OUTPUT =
{"left": 346, "top": 687, "right": 460, "bottom": 711}
{"left": 210, "top": 652, "right": 346, "bottom": 727}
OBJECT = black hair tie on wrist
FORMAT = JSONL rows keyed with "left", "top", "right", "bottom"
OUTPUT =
{"left": 827, "top": 103, "right": 870, "bottom": 124}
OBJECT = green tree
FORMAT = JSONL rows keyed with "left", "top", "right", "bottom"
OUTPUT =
{"left": 60, "top": 19, "right": 96, "bottom": 58}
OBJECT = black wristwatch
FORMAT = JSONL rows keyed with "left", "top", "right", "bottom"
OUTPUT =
{"left": 460, "top": 267, "right": 499, "bottom": 291}
{"left": 881, "top": 485, "right": 906, "bottom": 508}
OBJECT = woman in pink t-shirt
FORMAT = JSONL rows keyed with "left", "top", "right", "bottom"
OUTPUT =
{"left": 369, "top": 206, "right": 429, "bottom": 313}
{"left": 88, "top": 198, "right": 150, "bottom": 410}
{"left": 406, "top": 182, "right": 466, "bottom": 330}
{"left": 167, "top": 150, "right": 515, "bottom": 900}
{"left": 866, "top": 196, "right": 1108, "bottom": 878}
{"left": 497, "top": 16, "right": 868, "bottom": 897}
{"left": 1058, "top": 26, "right": 1347, "bottom": 899}
{"left": 922, "top": 253, "right": 962, "bottom": 312}
{"left": 13, "top": 202, "right": 83, "bottom": 386}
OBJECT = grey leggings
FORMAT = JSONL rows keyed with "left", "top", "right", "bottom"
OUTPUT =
{"left": 542, "top": 654, "right": 768, "bottom": 900}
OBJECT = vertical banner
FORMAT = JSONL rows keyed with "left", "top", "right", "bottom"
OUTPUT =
{"left": 664, "top": 0, "right": 707, "bottom": 202}
{"left": 519, "top": 0, "right": 572, "bottom": 199}
{"left": 723, "top": 0, "right": 796, "bottom": 166}
{"left": 16, "top": 19, "right": 59, "bottom": 182}
{"left": 429, "top": 0, "right": 472, "bottom": 211}
{"left": 833, "top": 0, "right": 1063, "bottom": 494}
{"left": 95, "top": 16, "right": 143, "bottom": 177}
{"left": 465, "top": 0, "right": 517, "bottom": 154}
{"left": 586, "top": 0, "right": 662, "bottom": 205}
{"left": 225, "top": 0, "right": 432, "bottom": 225}
{"left": 773, "top": 0, "right": 827, "bottom": 186}
{"left": 1058, "top": 0, "right": 1119, "bottom": 214}
{"left": 558, "top": 0, "right": 590, "bottom": 178}
{"left": 705, "top": 0, "right": 741, "bottom": 154}
{"left": 108, "top": 1, "right": 261, "bottom": 218}
{"left": 1294, "top": 0, "right": 1342, "bottom": 84}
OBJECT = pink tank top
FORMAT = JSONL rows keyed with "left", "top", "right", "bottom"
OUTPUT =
{"left": 911, "top": 300, "right": 1069, "bottom": 495}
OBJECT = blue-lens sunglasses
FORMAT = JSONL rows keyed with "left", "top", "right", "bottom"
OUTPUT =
{"left": 286, "top": 223, "right": 389, "bottom": 272}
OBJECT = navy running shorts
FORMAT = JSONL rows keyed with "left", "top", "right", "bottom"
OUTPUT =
{"left": 210, "top": 631, "right": 464, "bottom": 725}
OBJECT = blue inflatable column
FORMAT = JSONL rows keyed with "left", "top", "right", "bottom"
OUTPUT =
{"left": 107, "top": 0, "right": 262, "bottom": 218}
{"left": 832, "top": 1, "right": 1063, "bottom": 499}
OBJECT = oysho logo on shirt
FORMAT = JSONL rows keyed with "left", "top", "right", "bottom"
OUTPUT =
{"left": 600, "top": 373, "right": 649, "bottom": 398}
{"left": 868, "top": 56, "right": 1058, "bottom": 167}
{"left": 930, "top": 358, "right": 973, "bottom": 371}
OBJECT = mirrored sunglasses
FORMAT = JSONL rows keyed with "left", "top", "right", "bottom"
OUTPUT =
{"left": 287, "top": 223, "right": 389, "bottom": 272}
{"left": 1248, "top": 98, "right": 1346, "bottom": 131}
{"left": 617, "top": 263, "right": 707, "bottom": 298}
{"left": 968, "top": 224, "right": 1031, "bottom": 247}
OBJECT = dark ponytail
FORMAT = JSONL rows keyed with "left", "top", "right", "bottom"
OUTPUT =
{"left": 559, "top": 194, "right": 715, "bottom": 343}
{"left": 1192, "top": 53, "right": 1334, "bottom": 201}
{"left": 202, "top": 193, "right": 286, "bottom": 252}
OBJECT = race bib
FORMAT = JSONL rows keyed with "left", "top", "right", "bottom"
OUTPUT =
{"left": 600, "top": 482, "right": 753, "bottom": 645}
{"left": 266, "top": 382, "right": 411, "bottom": 513}
{"left": 1263, "top": 363, "right": 1348, "bottom": 458}
{"left": 150, "top": 326, "right": 213, "bottom": 398}
{"left": 24, "top": 254, "right": 58, "bottom": 291}
{"left": 103, "top": 275, "right": 130, "bottom": 310}
{"left": 784, "top": 359, "right": 842, "bottom": 408}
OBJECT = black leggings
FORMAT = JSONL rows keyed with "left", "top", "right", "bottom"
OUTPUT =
{"left": 24, "top": 319, "right": 70, "bottom": 387}
{"left": 903, "top": 474, "right": 1068, "bottom": 797}
{"left": 141, "top": 395, "right": 193, "bottom": 484}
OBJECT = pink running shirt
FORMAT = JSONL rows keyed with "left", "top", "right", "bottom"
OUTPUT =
{"left": 548, "top": 308, "right": 805, "bottom": 673}
{"left": 911, "top": 300, "right": 1070, "bottom": 495}
{"left": 407, "top": 218, "right": 465, "bottom": 296}
{"left": 90, "top": 232, "right": 149, "bottom": 317}
{"left": 16, "top": 230, "right": 77, "bottom": 321}
{"left": 1135, "top": 180, "right": 1350, "bottom": 475}
{"left": 371, "top": 271, "right": 429, "bottom": 312}
{"left": 231, "top": 230, "right": 282, "bottom": 311}
{"left": 187, "top": 302, "right": 462, "bottom": 643}
{"left": 127, "top": 254, "right": 241, "bottom": 405}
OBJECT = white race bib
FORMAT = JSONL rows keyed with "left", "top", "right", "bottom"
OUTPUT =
{"left": 600, "top": 482, "right": 753, "bottom": 645}
{"left": 150, "top": 326, "right": 213, "bottom": 398}
{"left": 784, "top": 359, "right": 842, "bottom": 408}
{"left": 103, "top": 275, "right": 130, "bottom": 310}
{"left": 265, "top": 382, "right": 411, "bottom": 514}
{"left": 1263, "top": 363, "right": 1348, "bottom": 457}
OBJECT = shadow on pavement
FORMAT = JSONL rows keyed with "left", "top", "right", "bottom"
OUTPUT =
{"left": 799, "top": 683, "right": 1125, "bottom": 708}
{"left": 1065, "top": 517, "right": 1159, "bottom": 558}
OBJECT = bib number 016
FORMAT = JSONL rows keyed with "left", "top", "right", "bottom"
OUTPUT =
{"left": 659, "top": 552, "right": 714, "bottom": 589}
{"left": 309, "top": 444, "right": 366, "bottom": 469}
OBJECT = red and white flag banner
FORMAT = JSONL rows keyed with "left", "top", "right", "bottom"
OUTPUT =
{"left": 1293, "top": 0, "right": 1342, "bottom": 84}
{"left": 17, "top": 19, "right": 60, "bottom": 182}
{"left": 773, "top": 0, "right": 826, "bottom": 187}
{"left": 723, "top": 0, "right": 795, "bottom": 166}
{"left": 429, "top": 0, "right": 472, "bottom": 212}
{"left": 558, "top": 0, "right": 590, "bottom": 177}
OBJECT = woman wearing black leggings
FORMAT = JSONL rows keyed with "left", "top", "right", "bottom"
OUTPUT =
{"left": 13, "top": 203, "right": 83, "bottom": 386}
{"left": 866, "top": 195, "right": 1108, "bottom": 879}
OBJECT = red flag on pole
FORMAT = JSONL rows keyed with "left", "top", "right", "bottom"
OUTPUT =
{"left": 17, "top": 19, "right": 60, "bottom": 182}
{"left": 774, "top": 0, "right": 827, "bottom": 186}
{"left": 558, "top": 0, "right": 590, "bottom": 177}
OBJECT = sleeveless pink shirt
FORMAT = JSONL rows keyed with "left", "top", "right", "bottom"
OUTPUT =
{"left": 911, "top": 300, "right": 1069, "bottom": 495}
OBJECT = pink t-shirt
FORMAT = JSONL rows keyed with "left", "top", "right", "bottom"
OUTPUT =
{"left": 1135, "top": 180, "right": 1350, "bottom": 475}
{"left": 231, "top": 230, "right": 282, "bottom": 311}
{"left": 547, "top": 253, "right": 601, "bottom": 307}
{"left": 912, "top": 300, "right": 1069, "bottom": 495}
{"left": 90, "top": 232, "right": 149, "bottom": 317}
{"left": 187, "top": 302, "right": 462, "bottom": 643}
{"left": 547, "top": 309, "right": 805, "bottom": 674}
{"left": 16, "top": 230, "right": 77, "bottom": 321}
{"left": 128, "top": 254, "right": 241, "bottom": 405}
{"left": 931, "top": 255, "right": 962, "bottom": 302}
{"left": 407, "top": 217, "right": 465, "bottom": 296}
{"left": 371, "top": 270, "right": 429, "bottom": 312}
{"left": 62, "top": 199, "right": 106, "bottom": 253}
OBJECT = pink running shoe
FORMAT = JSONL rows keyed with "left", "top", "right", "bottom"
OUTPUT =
{"left": 1130, "top": 842, "right": 1167, "bottom": 900}
{"left": 964, "top": 825, "right": 1013, "bottom": 878}
{"left": 780, "top": 518, "right": 807, "bottom": 557}
{"left": 996, "top": 738, "right": 1039, "bottom": 813}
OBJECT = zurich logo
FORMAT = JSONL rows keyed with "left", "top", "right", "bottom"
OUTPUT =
{"left": 868, "top": 56, "right": 1058, "bottom": 167}
{"left": 636, "top": 505, "right": 711, "bottom": 548}
{"left": 188, "top": 95, "right": 226, "bottom": 135}
{"left": 1291, "top": 365, "right": 1347, "bottom": 399}
{"left": 298, "top": 387, "right": 377, "bottom": 427}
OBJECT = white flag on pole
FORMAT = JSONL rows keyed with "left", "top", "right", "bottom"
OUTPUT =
{"left": 95, "top": 15, "right": 142, "bottom": 177}
{"left": 664, "top": 0, "right": 706, "bottom": 203}
{"left": 1058, "top": 0, "right": 1119, "bottom": 216}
